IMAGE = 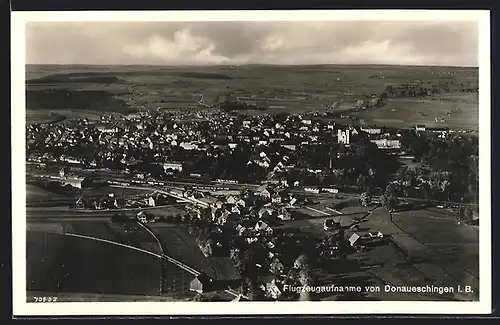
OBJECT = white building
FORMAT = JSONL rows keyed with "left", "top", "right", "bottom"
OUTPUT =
{"left": 162, "top": 161, "right": 183, "bottom": 172}
{"left": 337, "top": 129, "right": 350, "bottom": 145}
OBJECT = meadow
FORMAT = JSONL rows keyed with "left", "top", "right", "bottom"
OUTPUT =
{"left": 392, "top": 209, "right": 479, "bottom": 280}
{"left": 308, "top": 206, "right": 479, "bottom": 301}
{"left": 26, "top": 230, "right": 163, "bottom": 296}
{"left": 26, "top": 64, "right": 479, "bottom": 130}
{"left": 148, "top": 224, "right": 239, "bottom": 281}
{"left": 26, "top": 219, "right": 238, "bottom": 299}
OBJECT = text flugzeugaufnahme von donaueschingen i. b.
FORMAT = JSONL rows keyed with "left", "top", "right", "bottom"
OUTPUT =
{"left": 283, "top": 284, "right": 474, "bottom": 295}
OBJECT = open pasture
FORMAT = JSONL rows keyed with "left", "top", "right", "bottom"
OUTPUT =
{"left": 148, "top": 224, "right": 239, "bottom": 281}
{"left": 26, "top": 109, "right": 102, "bottom": 125}
{"left": 353, "top": 94, "right": 478, "bottom": 130}
{"left": 392, "top": 209, "right": 479, "bottom": 275}
{"left": 26, "top": 230, "right": 163, "bottom": 296}
{"left": 392, "top": 209, "right": 479, "bottom": 247}
{"left": 26, "top": 64, "right": 478, "bottom": 127}
{"left": 27, "top": 184, "right": 67, "bottom": 200}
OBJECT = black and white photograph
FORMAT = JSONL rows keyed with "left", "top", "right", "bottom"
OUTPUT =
{"left": 12, "top": 10, "right": 491, "bottom": 315}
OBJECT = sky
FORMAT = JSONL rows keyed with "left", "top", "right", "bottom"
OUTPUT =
{"left": 25, "top": 21, "right": 479, "bottom": 67}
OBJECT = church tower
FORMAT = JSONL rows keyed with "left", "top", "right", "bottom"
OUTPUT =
{"left": 59, "top": 167, "right": 67, "bottom": 179}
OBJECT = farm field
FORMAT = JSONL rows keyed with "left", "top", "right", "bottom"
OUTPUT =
{"left": 293, "top": 205, "right": 479, "bottom": 301}
{"left": 26, "top": 230, "right": 163, "bottom": 296}
{"left": 25, "top": 109, "right": 103, "bottom": 125}
{"left": 392, "top": 209, "right": 479, "bottom": 280}
{"left": 26, "top": 219, "right": 219, "bottom": 299}
{"left": 26, "top": 64, "right": 479, "bottom": 130}
{"left": 148, "top": 224, "right": 239, "bottom": 281}
{"left": 26, "top": 184, "right": 67, "bottom": 200}
{"left": 352, "top": 94, "right": 478, "bottom": 130}
{"left": 145, "top": 206, "right": 187, "bottom": 219}
{"left": 27, "top": 220, "right": 165, "bottom": 255}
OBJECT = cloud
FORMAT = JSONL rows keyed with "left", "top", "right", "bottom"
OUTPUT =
{"left": 25, "top": 21, "right": 479, "bottom": 66}
{"left": 123, "top": 29, "right": 231, "bottom": 64}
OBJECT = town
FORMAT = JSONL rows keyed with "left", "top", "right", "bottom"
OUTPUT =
{"left": 26, "top": 104, "right": 479, "bottom": 301}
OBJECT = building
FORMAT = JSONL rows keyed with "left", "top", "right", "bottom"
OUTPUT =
{"left": 137, "top": 211, "right": 147, "bottom": 223}
{"left": 189, "top": 273, "right": 215, "bottom": 294}
{"left": 96, "top": 125, "right": 118, "bottom": 133}
{"left": 415, "top": 125, "right": 426, "bottom": 132}
{"left": 137, "top": 211, "right": 156, "bottom": 223}
{"left": 370, "top": 138, "right": 401, "bottom": 149}
{"left": 255, "top": 221, "right": 273, "bottom": 235}
{"left": 277, "top": 208, "right": 291, "bottom": 221}
{"left": 189, "top": 271, "right": 241, "bottom": 294}
{"left": 258, "top": 207, "right": 273, "bottom": 220}
{"left": 337, "top": 129, "right": 350, "bottom": 145}
{"left": 257, "top": 275, "right": 283, "bottom": 299}
{"left": 62, "top": 175, "right": 92, "bottom": 189}
{"left": 427, "top": 127, "right": 450, "bottom": 135}
{"left": 324, "top": 218, "right": 341, "bottom": 231}
{"left": 271, "top": 193, "right": 282, "bottom": 204}
{"left": 75, "top": 197, "right": 90, "bottom": 209}
{"left": 349, "top": 233, "right": 361, "bottom": 246}
{"left": 161, "top": 161, "right": 183, "bottom": 172}
{"left": 255, "top": 186, "right": 271, "bottom": 199}
{"left": 304, "top": 187, "right": 320, "bottom": 194}
{"left": 360, "top": 127, "right": 382, "bottom": 135}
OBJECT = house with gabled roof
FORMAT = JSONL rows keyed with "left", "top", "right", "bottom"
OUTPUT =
{"left": 231, "top": 205, "right": 241, "bottom": 215}
{"left": 349, "top": 233, "right": 361, "bottom": 246}
{"left": 277, "top": 207, "right": 291, "bottom": 221}
{"left": 236, "top": 198, "right": 246, "bottom": 208}
{"left": 75, "top": 197, "right": 90, "bottom": 209}
{"left": 269, "top": 257, "right": 285, "bottom": 275}
{"left": 255, "top": 185, "right": 271, "bottom": 199}
{"left": 216, "top": 209, "right": 231, "bottom": 225}
{"left": 257, "top": 275, "right": 283, "bottom": 299}
{"left": 258, "top": 207, "right": 274, "bottom": 220}
{"left": 271, "top": 192, "right": 282, "bottom": 204}
{"left": 255, "top": 220, "right": 273, "bottom": 236}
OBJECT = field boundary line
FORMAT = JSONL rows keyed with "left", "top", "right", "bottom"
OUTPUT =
{"left": 387, "top": 212, "right": 479, "bottom": 290}
{"left": 325, "top": 207, "right": 343, "bottom": 215}
{"left": 305, "top": 206, "right": 330, "bottom": 216}
{"left": 58, "top": 230, "right": 243, "bottom": 299}
{"left": 61, "top": 232, "right": 163, "bottom": 258}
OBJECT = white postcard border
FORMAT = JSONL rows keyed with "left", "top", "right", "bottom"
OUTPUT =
{"left": 11, "top": 9, "right": 492, "bottom": 316}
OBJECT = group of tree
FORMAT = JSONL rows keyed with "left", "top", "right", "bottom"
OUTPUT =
{"left": 385, "top": 84, "right": 439, "bottom": 98}
{"left": 291, "top": 137, "right": 399, "bottom": 190}
{"left": 382, "top": 183, "right": 399, "bottom": 212}
{"left": 290, "top": 254, "right": 315, "bottom": 301}
{"left": 457, "top": 206, "right": 478, "bottom": 225}
{"left": 359, "top": 191, "right": 372, "bottom": 207}
{"left": 399, "top": 131, "right": 478, "bottom": 203}
{"left": 384, "top": 81, "right": 477, "bottom": 99}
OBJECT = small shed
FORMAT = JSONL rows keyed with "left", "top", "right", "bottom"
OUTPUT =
{"left": 189, "top": 273, "right": 215, "bottom": 294}
{"left": 349, "top": 233, "right": 361, "bottom": 246}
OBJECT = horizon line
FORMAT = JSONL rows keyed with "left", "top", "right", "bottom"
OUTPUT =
{"left": 25, "top": 63, "right": 479, "bottom": 69}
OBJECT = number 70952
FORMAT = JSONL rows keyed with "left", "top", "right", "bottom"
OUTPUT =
{"left": 33, "top": 297, "right": 58, "bottom": 303}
